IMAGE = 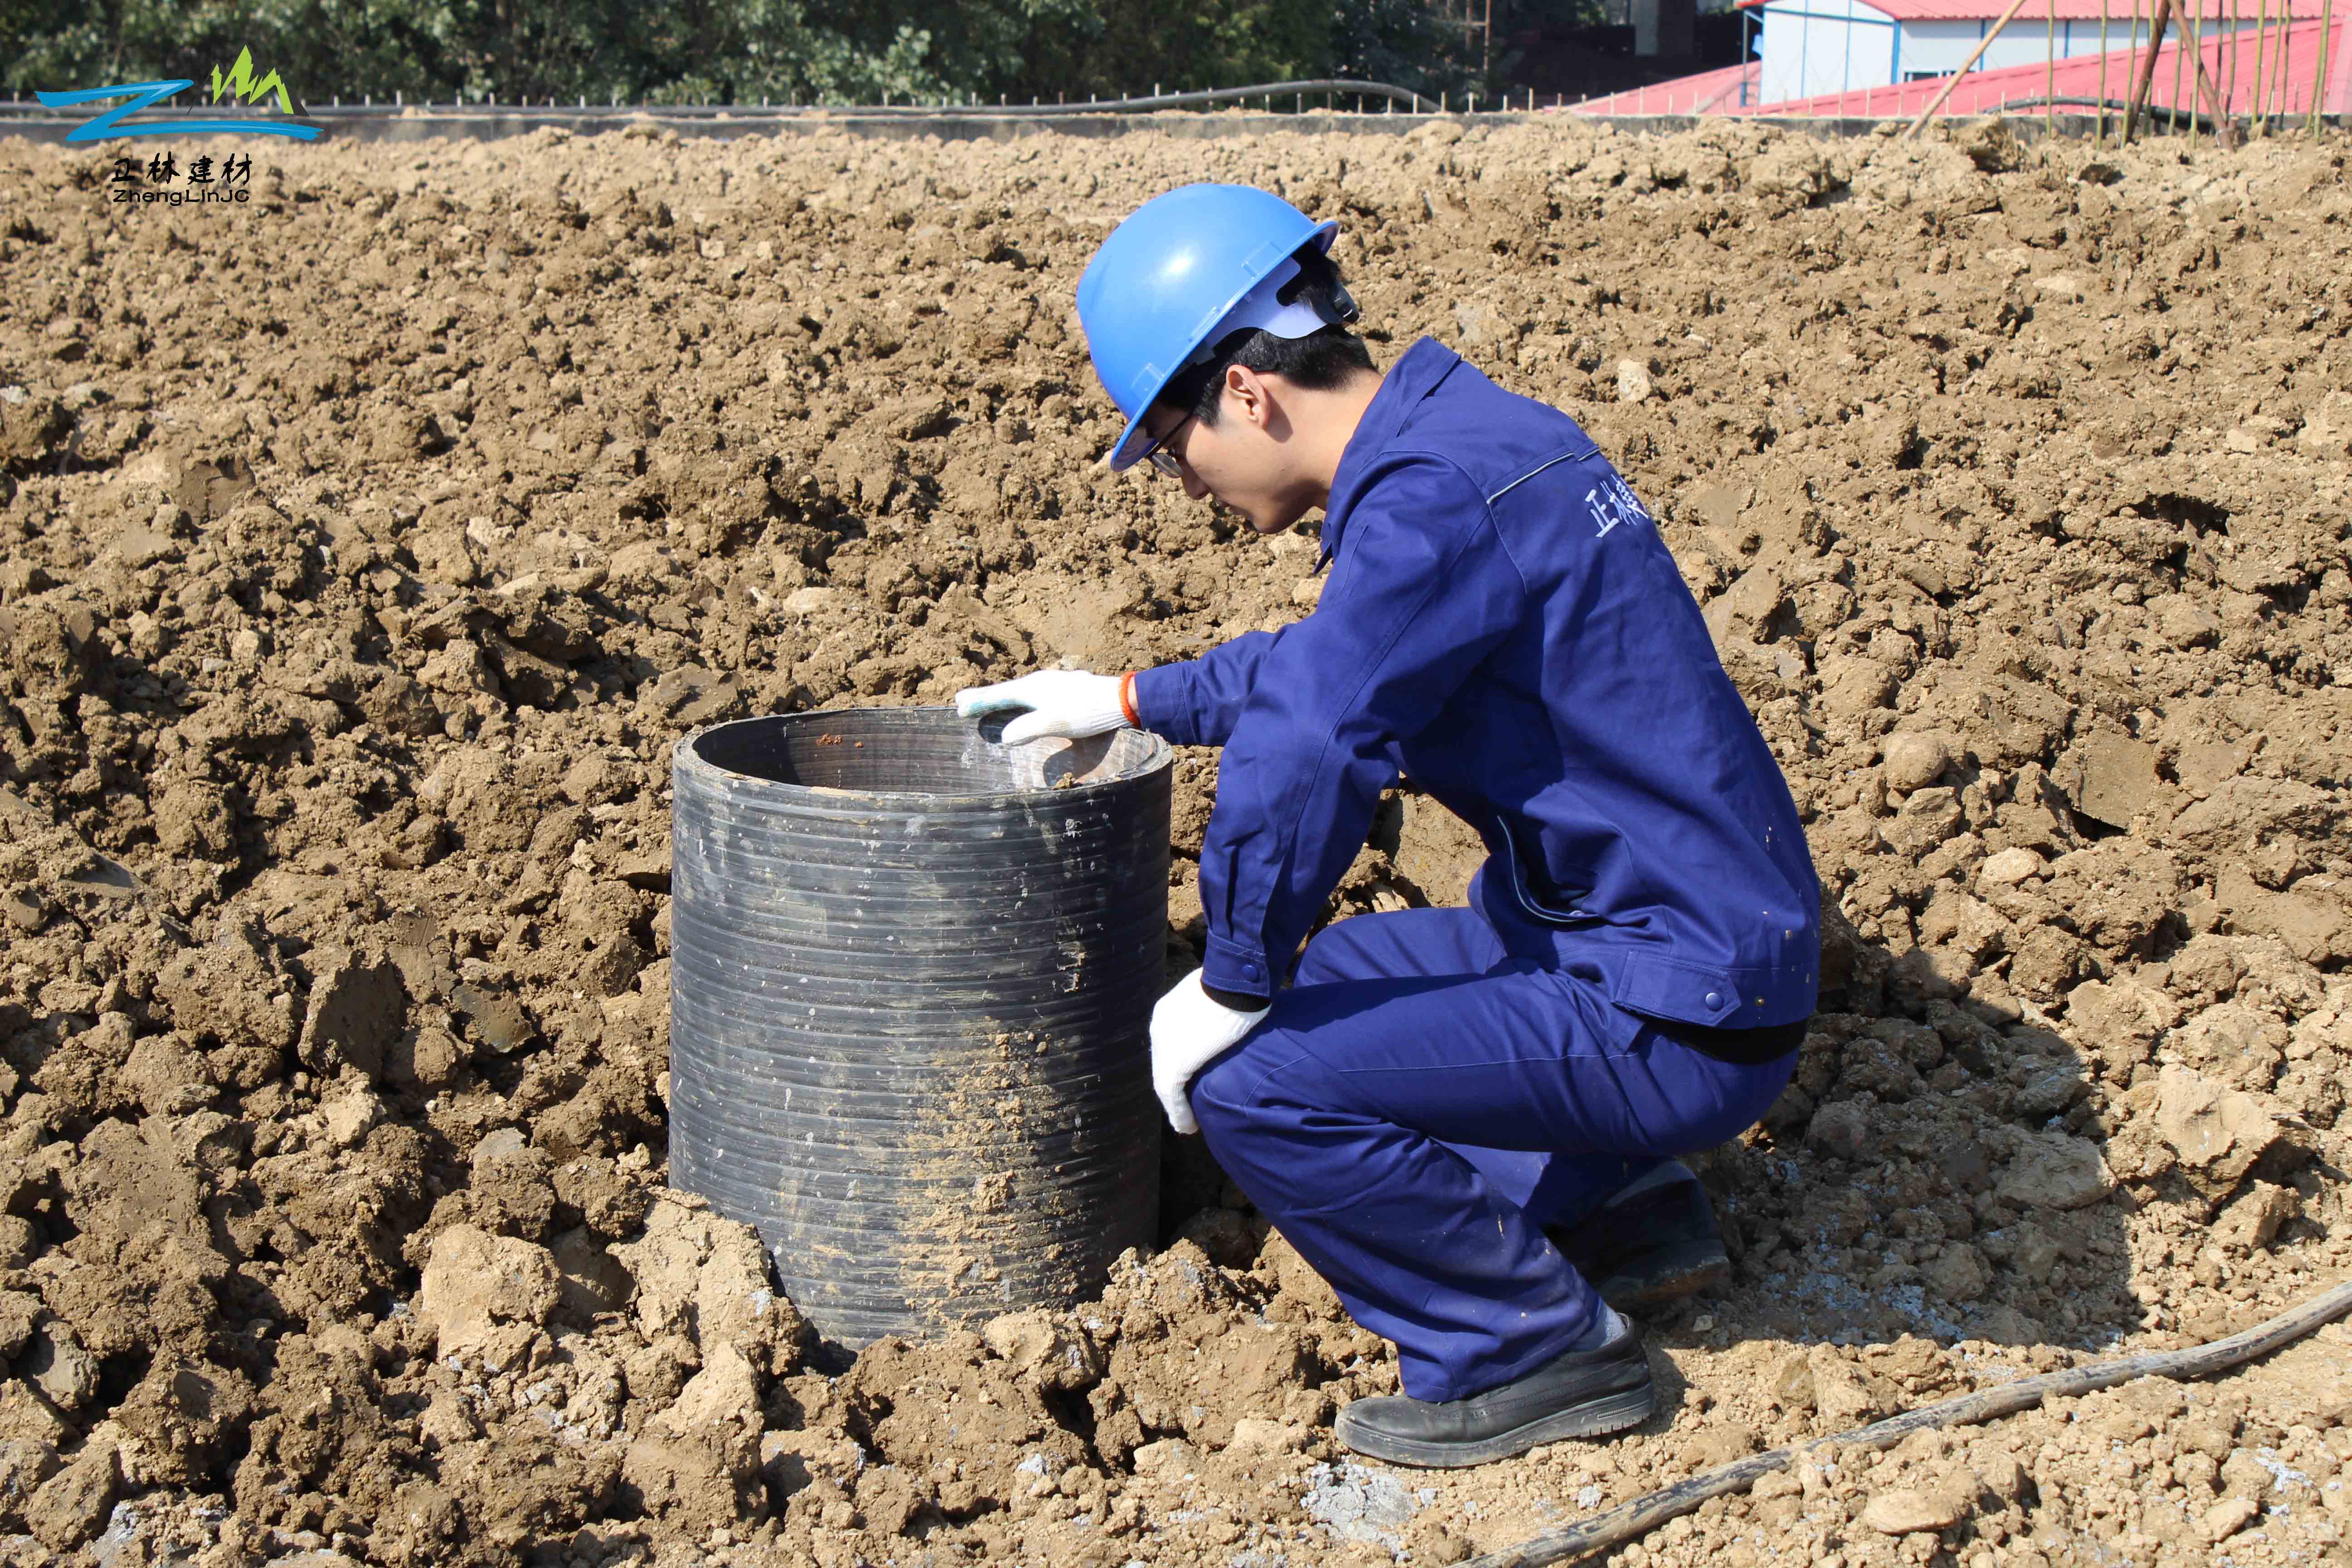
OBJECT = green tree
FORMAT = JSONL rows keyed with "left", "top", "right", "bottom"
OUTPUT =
{"left": 3, "top": 0, "right": 1475, "bottom": 105}
{"left": 1329, "top": 0, "right": 1474, "bottom": 96}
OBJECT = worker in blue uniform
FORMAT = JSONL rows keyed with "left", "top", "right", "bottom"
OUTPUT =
{"left": 957, "top": 184, "right": 1818, "bottom": 1468}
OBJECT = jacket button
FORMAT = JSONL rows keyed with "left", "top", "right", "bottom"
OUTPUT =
{"left": 1703, "top": 990, "right": 1723, "bottom": 1009}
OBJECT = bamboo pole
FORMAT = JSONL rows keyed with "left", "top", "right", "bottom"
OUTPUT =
{"left": 2230, "top": 0, "right": 2248, "bottom": 120}
{"left": 2269, "top": 0, "right": 2294, "bottom": 122}
{"left": 2318, "top": 0, "right": 2337, "bottom": 135}
{"left": 1906, "top": 0, "right": 2041, "bottom": 134}
{"left": 2048, "top": 0, "right": 2060, "bottom": 136}
{"left": 2126, "top": 0, "right": 2177, "bottom": 136}
{"left": 2259, "top": 0, "right": 2278, "bottom": 122}
{"left": 2172, "top": 0, "right": 2187, "bottom": 129}
{"left": 2248, "top": 0, "right": 2267, "bottom": 130}
{"left": 2100, "top": 0, "right": 2113, "bottom": 142}
{"left": 2247, "top": 0, "right": 2259, "bottom": 125}
{"left": 2190, "top": 0, "right": 2240, "bottom": 145}
{"left": 2173, "top": 0, "right": 2192, "bottom": 139}
{"left": 2263, "top": 0, "right": 2278, "bottom": 128}
{"left": 2271, "top": 0, "right": 2288, "bottom": 126}
{"left": 2127, "top": 0, "right": 2146, "bottom": 137}
{"left": 2136, "top": 0, "right": 2147, "bottom": 78}
{"left": 1465, "top": 1279, "right": 2352, "bottom": 1568}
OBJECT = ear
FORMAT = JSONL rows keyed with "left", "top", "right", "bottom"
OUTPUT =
{"left": 1222, "top": 363, "right": 1276, "bottom": 433}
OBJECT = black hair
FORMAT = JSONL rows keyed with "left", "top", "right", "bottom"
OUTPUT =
{"left": 1155, "top": 242, "right": 1375, "bottom": 429}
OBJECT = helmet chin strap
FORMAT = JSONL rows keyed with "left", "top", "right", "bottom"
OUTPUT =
{"left": 1181, "top": 255, "right": 1353, "bottom": 372}
{"left": 1280, "top": 255, "right": 1360, "bottom": 327}
{"left": 1318, "top": 279, "right": 1361, "bottom": 327}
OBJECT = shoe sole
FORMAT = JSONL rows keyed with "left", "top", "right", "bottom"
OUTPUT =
{"left": 1593, "top": 1240, "right": 1730, "bottom": 1314}
{"left": 1334, "top": 1383, "right": 1658, "bottom": 1469}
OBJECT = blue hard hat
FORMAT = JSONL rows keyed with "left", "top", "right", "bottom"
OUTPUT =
{"left": 1077, "top": 184, "right": 1338, "bottom": 471}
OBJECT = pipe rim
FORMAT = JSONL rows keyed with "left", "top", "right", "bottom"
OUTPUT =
{"left": 674, "top": 705, "right": 1173, "bottom": 806}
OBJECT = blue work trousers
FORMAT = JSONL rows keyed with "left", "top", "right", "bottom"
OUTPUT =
{"left": 1188, "top": 908, "right": 1795, "bottom": 1403}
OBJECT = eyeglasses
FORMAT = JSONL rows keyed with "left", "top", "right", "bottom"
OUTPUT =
{"left": 1135, "top": 412, "right": 1194, "bottom": 478}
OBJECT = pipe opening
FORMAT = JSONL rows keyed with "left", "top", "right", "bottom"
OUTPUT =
{"left": 686, "top": 707, "right": 1166, "bottom": 797}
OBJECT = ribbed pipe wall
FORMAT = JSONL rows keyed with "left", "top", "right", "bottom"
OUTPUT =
{"left": 668, "top": 707, "right": 1171, "bottom": 1348}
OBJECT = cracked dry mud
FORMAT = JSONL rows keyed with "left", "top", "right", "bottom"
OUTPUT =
{"left": 2, "top": 111, "right": 2352, "bottom": 1568}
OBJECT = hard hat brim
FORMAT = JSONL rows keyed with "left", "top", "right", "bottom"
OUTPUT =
{"left": 1103, "top": 218, "right": 1339, "bottom": 472}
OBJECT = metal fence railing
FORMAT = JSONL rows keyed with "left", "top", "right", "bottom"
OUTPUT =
{"left": 0, "top": 78, "right": 1466, "bottom": 126}
{"left": 7, "top": 68, "right": 2337, "bottom": 140}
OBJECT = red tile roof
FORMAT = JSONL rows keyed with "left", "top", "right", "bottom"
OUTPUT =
{"left": 1566, "top": 12, "right": 2349, "bottom": 116}
{"left": 1562, "top": 63, "right": 1760, "bottom": 116}
{"left": 1735, "top": 0, "right": 2329, "bottom": 17}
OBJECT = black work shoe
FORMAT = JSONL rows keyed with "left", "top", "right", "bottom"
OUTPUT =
{"left": 1548, "top": 1161, "right": 1730, "bottom": 1313}
{"left": 1333, "top": 1327, "right": 1655, "bottom": 1468}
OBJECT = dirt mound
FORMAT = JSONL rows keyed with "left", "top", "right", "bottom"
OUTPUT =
{"left": 2, "top": 115, "right": 2351, "bottom": 1566}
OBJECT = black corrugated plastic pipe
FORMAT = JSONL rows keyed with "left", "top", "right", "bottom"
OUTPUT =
{"left": 669, "top": 706, "right": 1172, "bottom": 1348}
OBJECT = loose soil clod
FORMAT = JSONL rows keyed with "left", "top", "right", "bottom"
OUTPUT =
{"left": 0, "top": 117, "right": 2350, "bottom": 1568}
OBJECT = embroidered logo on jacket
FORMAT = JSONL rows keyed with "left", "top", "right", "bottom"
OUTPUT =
{"left": 1584, "top": 474, "right": 1653, "bottom": 539}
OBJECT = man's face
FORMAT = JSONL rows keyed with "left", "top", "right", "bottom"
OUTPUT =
{"left": 1140, "top": 386, "right": 1305, "bottom": 535}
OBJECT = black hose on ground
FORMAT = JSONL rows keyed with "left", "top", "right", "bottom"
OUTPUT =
{"left": 1467, "top": 1278, "right": 2352, "bottom": 1568}
{"left": 811, "top": 78, "right": 1428, "bottom": 117}
{"left": 99, "top": 77, "right": 1433, "bottom": 123}
{"left": 1975, "top": 94, "right": 2229, "bottom": 132}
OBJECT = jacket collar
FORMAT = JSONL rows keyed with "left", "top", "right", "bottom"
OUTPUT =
{"left": 1317, "top": 337, "right": 1463, "bottom": 565}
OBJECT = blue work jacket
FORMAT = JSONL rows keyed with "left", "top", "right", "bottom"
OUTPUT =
{"left": 1131, "top": 338, "right": 1819, "bottom": 1031}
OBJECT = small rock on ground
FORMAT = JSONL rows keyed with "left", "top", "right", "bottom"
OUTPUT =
{"left": 1861, "top": 1486, "right": 1965, "bottom": 1535}
{"left": 2204, "top": 1495, "right": 2260, "bottom": 1542}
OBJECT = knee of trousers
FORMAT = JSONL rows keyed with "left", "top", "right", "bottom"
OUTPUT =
{"left": 1186, "top": 1037, "right": 1310, "bottom": 1163}
{"left": 1670, "top": 1049, "right": 1801, "bottom": 1152}
{"left": 1290, "top": 922, "right": 1358, "bottom": 987}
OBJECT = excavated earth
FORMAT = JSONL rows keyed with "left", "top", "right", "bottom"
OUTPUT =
{"left": 2, "top": 111, "right": 2352, "bottom": 1568}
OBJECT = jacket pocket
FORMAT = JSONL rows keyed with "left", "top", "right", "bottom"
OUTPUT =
{"left": 1492, "top": 813, "right": 1601, "bottom": 929}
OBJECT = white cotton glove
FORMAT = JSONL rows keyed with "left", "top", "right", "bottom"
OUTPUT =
{"left": 1150, "top": 970, "right": 1270, "bottom": 1136}
{"left": 956, "top": 670, "right": 1130, "bottom": 746}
